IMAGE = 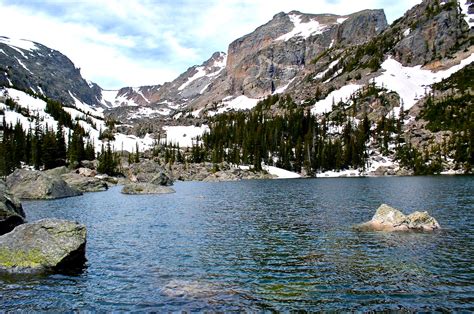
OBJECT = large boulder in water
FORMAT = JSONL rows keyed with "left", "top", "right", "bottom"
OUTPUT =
{"left": 6, "top": 169, "right": 82, "bottom": 200}
{"left": 61, "top": 173, "right": 108, "bottom": 193}
{"left": 0, "top": 218, "right": 87, "bottom": 273}
{"left": 121, "top": 183, "right": 175, "bottom": 195}
{"left": 127, "top": 160, "right": 173, "bottom": 186}
{"left": 356, "top": 204, "right": 440, "bottom": 231}
{"left": 0, "top": 181, "right": 25, "bottom": 235}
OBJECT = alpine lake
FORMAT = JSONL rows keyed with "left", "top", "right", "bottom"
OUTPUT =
{"left": 1, "top": 176, "right": 473, "bottom": 311}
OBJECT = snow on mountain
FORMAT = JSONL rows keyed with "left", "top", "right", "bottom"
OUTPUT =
{"left": 276, "top": 13, "right": 328, "bottom": 41}
{"left": 314, "top": 59, "right": 340, "bottom": 80}
{"left": 1, "top": 87, "right": 155, "bottom": 152}
{"left": 459, "top": 0, "right": 474, "bottom": 28}
{"left": 208, "top": 95, "right": 261, "bottom": 116}
{"left": 100, "top": 90, "right": 120, "bottom": 107}
{"left": 273, "top": 77, "right": 297, "bottom": 94}
{"left": 374, "top": 52, "right": 474, "bottom": 115}
{"left": 162, "top": 125, "right": 209, "bottom": 147}
{"left": 0, "top": 37, "right": 39, "bottom": 58}
{"left": 178, "top": 52, "right": 227, "bottom": 93}
{"left": 311, "top": 84, "right": 363, "bottom": 115}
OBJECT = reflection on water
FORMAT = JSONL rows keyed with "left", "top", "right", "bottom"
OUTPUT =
{"left": 1, "top": 176, "right": 473, "bottom": 311}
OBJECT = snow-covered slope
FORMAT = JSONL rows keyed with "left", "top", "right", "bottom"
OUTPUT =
{"left": 0, "top": 36, "right": 103, "bottom": 108}
{"left": 375, "top": 53, "right": 474, "bottom": 114}
{"left": 0, "top": 87, "right": 155, "bottom": 152}
{"left": 276, "top": 13, "right": 329, "bottom": 41}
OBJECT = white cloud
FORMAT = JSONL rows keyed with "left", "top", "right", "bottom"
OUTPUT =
{"left": 0, "top": 0, "right": 422, "bottom": 89}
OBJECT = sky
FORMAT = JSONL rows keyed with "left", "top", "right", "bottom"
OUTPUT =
{"left": 0, "top": 0, "right": 422, "bottom": 90}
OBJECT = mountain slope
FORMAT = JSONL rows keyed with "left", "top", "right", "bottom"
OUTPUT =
{"left": 0, "top": 36, "right": 103, "bottom": 108}
{"left": 106, "top": 9, "right": 388, "bottom": 123}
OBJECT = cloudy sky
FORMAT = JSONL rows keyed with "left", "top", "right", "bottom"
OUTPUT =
{"left": 0, "top": 0, "right": 421, "bottom": 89}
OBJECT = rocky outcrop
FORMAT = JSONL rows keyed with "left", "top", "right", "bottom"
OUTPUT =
{"left": 61, "top": 173, "right": 108, "bottom": 193}
{"left": 169, "top": 162, "right": 275, "bottom": 181}
{"left": 121, "top": 183, "right": 175, "bottom": 195}
{"left": 392, "top": 0, "right": 470, "bottom": 66}
{"left": 0, "top": 36, "right": 103, "bottom": 107}
{"left": 127, "top": 160, "right": 173, "bottom": 186}
{"left": 225, "top": 9, "right": 387, "bottom": 98}
{"left": 357, "top": 204, "right": 441, "bottom": 231}
{"left": 0, "top": 219, "right": 86, "bottom": 273}
{"left": 6, "top": 169, "right": 82, "bottom": 200}
{"left": 0, "top": 181, "right": 25, "bottom": 235}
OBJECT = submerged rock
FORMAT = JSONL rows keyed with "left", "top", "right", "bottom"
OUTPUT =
{"left": 357, "top": 204, "right": 440, "bottom": 231}
{"left": 6, "top": 169, "right": 82, "bottom": 200}
{"left": 121, "top": 183, "right": 175, "bottom": 195}
{"left": 0, "top": 218, "right": 87, "bottom": 273}
{"left": 0, "top": 181, "right": 25, "bottom": 235}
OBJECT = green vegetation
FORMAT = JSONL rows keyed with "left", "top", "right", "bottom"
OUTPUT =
{"left": 0, "top": 97, "right": 96, "bottom": 177}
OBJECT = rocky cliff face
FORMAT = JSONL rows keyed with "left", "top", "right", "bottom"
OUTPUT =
{"left": 392, "top": 0, "right": 471, "bottom": 66}
{"left": 104, "top": 9, "right": 387, "bottom": 123}
{"left": 0, "top": 36, "right": 103, "bottom": 107}
{"left": 224, "top": 9, "right": 387, "bottom": 98}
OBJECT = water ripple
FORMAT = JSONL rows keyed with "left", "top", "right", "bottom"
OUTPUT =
{"left": 1, "top": 176, "right": 473, "bottom": 311}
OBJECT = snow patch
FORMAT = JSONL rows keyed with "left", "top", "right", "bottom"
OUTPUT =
{"left": 263, "top": 165, "right": 301, "bottom": 179}
{"left": 179, "top": 67, "right": 206, "bottom": 91}
{"left": 178, "top": 53, "right": 226, "bottom": 92}
{"left": 375, "top": 54, "right": 474, "bottom": 113}
{"left": 277, "top": 13, "right": 327, "bottom": 41}
{"left": 14, "top": 56, "right": 33, "bottom": 74}
{"left": 192, "top": 108, "right": 204, "bottom": 117}
{"left": 100, "top": 90, "right": 119, "bottom": 107}
{"left": 0, "top": 37, "right": 38, "bottom": 52}
{"left": 209, "top": 95, "right": 261, "bottom": 116}
{"left": 311, "top": 84, "right": 362, "bottom": 115}
{"left": 162, "top": 125, "right": 210, "bottom": 147}
{"left": 68, "top": 91, "right": 104, "bottom": 117}
{"left": 337, "top": 17, "right": 348, "bottom": 24}
{"left": 403, "top": 28, "right": 411, "bottom": 37}
{"left": 273, "top": 77, "right": 296, "bottom": 94}
{"left": 459, "top": 0, "right": 474, "bottom": 29}
{"left": 315, "top": 59, "right": 340, "bottom": 80}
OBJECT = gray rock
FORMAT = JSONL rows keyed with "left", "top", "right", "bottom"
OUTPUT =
{"left": 356, "top": 204, "right": 440, "bottom": 231}
{"left": 44, "top": 166, "right": 69, "bottom": 177}
{"left": 121, "top": 183, "right": 175, "bottom": 195}
{"left": 0, "top": 181, "right": 25, "bottom": 235}
{"left": 0, "top": 218, "right": 87, "bottom": 273}
{"left": 6, "top": 169, "right": 82, "bottom": 200}
{"left": 150, "top": 172, "right": 173, "bottom": 186}
{"left": 128, "top": 160, "right": 173, "bottom": 185}
{"left": 61, "top": 173, "right": 108, "bottom": 193}
{"left": 0, "top": 37, "right": 103, "bottom": 107}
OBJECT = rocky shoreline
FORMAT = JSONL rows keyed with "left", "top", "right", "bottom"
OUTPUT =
{"left": 3, "top": 157, "right": 469, "bottom": 200}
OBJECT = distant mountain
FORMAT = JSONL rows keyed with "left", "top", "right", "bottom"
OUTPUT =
{"left": 1, "top": 0, "right": 473, "bottom": 172}
{"left": 0, "top": 36, "right": 103, "bottom": 108}
{"left": 107, "top": 9, "right": 388, "bottom": 122}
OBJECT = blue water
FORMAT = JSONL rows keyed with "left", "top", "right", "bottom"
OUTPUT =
{"left": 1, "top": 176, "right": 473, "bottom": 311}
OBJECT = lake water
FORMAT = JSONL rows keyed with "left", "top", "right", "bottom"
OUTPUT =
{"left": 1, "top": 176, "right": 473, "bottom": 311}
